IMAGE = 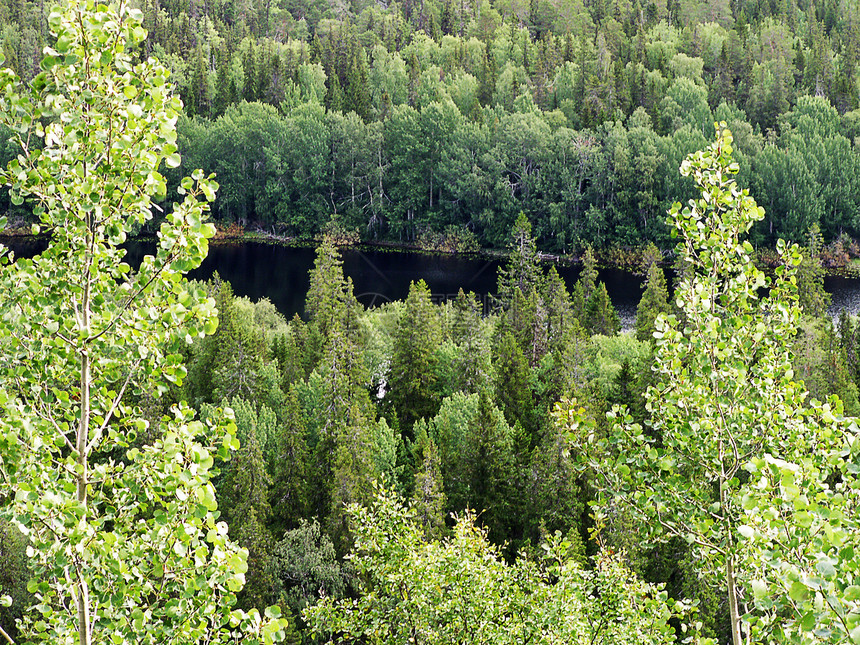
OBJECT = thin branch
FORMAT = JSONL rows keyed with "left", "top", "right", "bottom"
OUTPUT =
{"left": 88, "top": 357, "right": 143, "bottom": 453}
{"left": 85, "top": 242, "right": 184, "bottom": 345}
{"left": 0, "top": 623, "right": 15, "bottom": 644}
{"left": 28, "top": 402, "right": 77, "bottom": 454}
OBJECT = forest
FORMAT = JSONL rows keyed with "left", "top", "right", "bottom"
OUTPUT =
{"left": 1, "top": 0, "right": 860, "bottom": 250}
{"left": 4, "top": 1, "right": 860, "bottom": 645}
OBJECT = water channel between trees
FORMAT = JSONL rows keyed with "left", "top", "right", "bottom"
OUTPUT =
{"left": 6, "top": 237, "right": 860, "bottom": 329}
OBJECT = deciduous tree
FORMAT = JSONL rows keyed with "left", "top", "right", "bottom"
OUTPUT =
{"left": 573, "top": 125, "right": 860, "bottom": 645}
{"left": 0, "top": 2, "right": 287, "bottom": 642}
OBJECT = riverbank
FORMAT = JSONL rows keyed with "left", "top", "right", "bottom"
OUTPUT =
{"left": 226, "top": 225, "right": 860, "bottom": 278}
{"left": 6, "top": 220, "right": 860, "bottom": 278}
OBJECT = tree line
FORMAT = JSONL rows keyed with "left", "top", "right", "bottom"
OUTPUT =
{"left": 6, "top": 2, "right": 860, "bottom": 645}
{"left": 9, "top": 201, "right": 858, "bottom": 641}
{"left": 2, "top": 0, "right": 860, "bottom": 251}
{"left": 168, "top": 93, "right": 860, "bottom": 251}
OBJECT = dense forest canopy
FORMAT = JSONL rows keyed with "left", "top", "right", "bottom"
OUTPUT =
{"left": 6, "top": 2, "right": 860, "bottom": 644}
{"left": 2, "top": 0, "right": 860, "bottom": 250}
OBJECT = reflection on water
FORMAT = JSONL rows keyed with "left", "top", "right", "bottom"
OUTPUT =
{"left": 826, "top": 275, "right": 860, "bottom": 320}
{"left": 6, "top": 237, "right": 860, "bottom": 329}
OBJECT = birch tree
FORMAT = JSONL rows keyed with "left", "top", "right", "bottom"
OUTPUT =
{"left": 0, "top": 1, "right": 287, "bottom": 642}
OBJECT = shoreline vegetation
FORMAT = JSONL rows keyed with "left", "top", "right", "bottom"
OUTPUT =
{"left": 5, "top": 0, "right": 860, "bottom": 640}
{"left": 5, "top": 219, "right": 860, "bottom": 277}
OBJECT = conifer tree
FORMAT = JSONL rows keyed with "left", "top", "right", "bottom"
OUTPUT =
{"left": 527, "top": 417, "right": 587, "bottom": 551}
{"left": 497, "top": 213, "right": 542, "bottom": 305}
{"left": 220, "top": 420, "right": 276, "bottom": 612}
{"left": 288, "top": 313, "right": 323, "bottom": 380}
{"left": 571, "top": 246, "right": 598, "bottom": 322}
{"left": 388, "top": 280, "right": 443, "bottom": 429}
{"left": 411, "top": 424, "right": 448, "bottom": 539}
{"left": 271, "top": 330, "right": 304, "bottom": 392}
{"left": 344, "top": 43, "right": 371, "bottom": 120}
{"left": 469, "top": 390, "right": 517, "bottom": 545}
{"left": 306, "top": 236, "right": 360, "bottom": 343}
{"left": 243, "top": 40, "right": 259, "bottom": 102}
{"left": 542, "top": 265, "right": 574, "bottom": 356}
{"left": 450, "top": 289, "right": 491, "bottom": 393}
{"left": 796, "top": 223, "right": 830, "bottom": 318}
{"left": 493, "top": 331, "right": 536, "bottom": 438}
{"left": 585, "top": 282, "right": 621, "bottom": 336}
{"left": 213, "top": 50, "right": 235, "bottom": 117}
{"left": 635, "top": 259, "right": 672, "bottom": 342}
{"left": 325, "top": 69, "right": 343, "bottom": 113}
{"left": 270, "top": 391, "right": 311, "bottom": 534}
{"left": 303, "top": 322, "right": 381, "bottom": 548}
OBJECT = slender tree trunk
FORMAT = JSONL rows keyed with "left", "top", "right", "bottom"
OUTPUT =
{"left": 0, "top": 624, "right": 15, "bottom": 645}
{"left": 76, "top": 247, "right": 92, "bottom": 645}
{"left": 722, "top": 478, "right": 743, "bottom": 645}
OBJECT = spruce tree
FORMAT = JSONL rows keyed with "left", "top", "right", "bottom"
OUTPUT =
{"left": 497, "top": 212, "right": 542, "bottom": 305}
{"left": 344, "top": 43, "right": 371, "bottom": 120}
{"left": 796, "top": 223, "right": 830, "bottom": 318}
{"left": 411, "top": 425, "right": 448, "bottom": 539}
{"left": 469, "top": 390, "right": 516, "bottom": 545}
{"left": 635, "top": 260, "right": 672, "bottom": 342}
{"left": 571, "top": 246, "right": 598, "bottom": 323}
{"left": 450, "top": 289, "right": 491, "bottom": 394}
{"left": 542, "top": 265, "right": 574, "bottom": 356}
{"left": 242, "top": 41, "right": 258, "bottom": 102}
{"left": 493, "top": 331, "right": 536, "bottom": 439}
{"left": 388, "top": 280, "right": 443, "bottom": 429}
{"left": 306, "top": 236, "right": 360, "bottom": 343}
{"left": 586, "top": 282, "right": 621, "bottom": 336}
{"left": 270, "top": 391, "right": 311, "bottom": 535}
{"left": 213, "top": 50, "right": 234, "bottom": 117}
{"left": 220, "top": 422, "right": 276, "bottom": 612}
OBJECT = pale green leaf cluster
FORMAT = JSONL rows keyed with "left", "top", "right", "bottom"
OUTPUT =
{"left": 570, "top": 124, "right": 860, "bottom": 644}
{"left": 304, "top": 487, "right": 704, "bottom": 645}
{"left": 739, "top": 412, "right": 860, "bottom": 643}
{"left": 0, "top": 1, "right": 288, "bottom": 642}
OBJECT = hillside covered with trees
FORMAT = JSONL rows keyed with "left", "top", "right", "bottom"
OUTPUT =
{"left": 6, "top": 2, "right": 860, "bottom": 645}
{"left": 2, "top": 0, "right": 860, "bottom": 250}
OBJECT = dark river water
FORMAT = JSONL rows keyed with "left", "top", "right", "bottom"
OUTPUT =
{"left": 5, "top": 237, "right": 860, "bottom": 329}
{"left": 134, "top": 241, "right": 647, "bottom": 327}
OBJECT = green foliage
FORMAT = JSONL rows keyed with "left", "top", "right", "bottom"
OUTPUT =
{"left": 304, "top": 487, "right": 702, "bottom": 645}
{"left": 525, "top": 419, "right": 587, "bottom": 549}
{"left": 219, "top": 408, "right": 277, "bottom": 612}
{"left": 0, "top": 2, "right": 287, "bottom": 641}
{"left": 6, "top": 0, "right": 860, "bottom": 253}
{"left": 585, "top": 333, "right": 652, "bottom": 400}
{"left": 424, "top": 391, "right": 517, "bottom": 544}
{"left": 0, "top": 521, "right": 28, "bottom": 643}
{"left": 388, "top": 279, "right": 444, "bottom": 428}
{"left": 185, "top": 279, "right": 273, "bottom": 408}
{"left": 306, "top": 236, "right": 360, "bottom": 342}
{"left": 574, "top": 125, "right": 860, "bottom": 645}
{"left": 268, "top": 391, "right": 311, "bottom": 534}
{"left": 572, "top": 249, "right": 621, "bottom": 336}
{"left": 410, "top": 424, "right": 448, "bottom": 539}
{"left": 449, "top": 290, "right": 492, "bottom": 393}
{"left": 271, "top": 519, "right": 348, "bottom": 618}
{"left": 497, "top": 213, "right": 542, "bottom": 304}
{"left": 585, "top": 282, "right": 621, "bottom": 336}
{"left": 493, "top": 331, "right": 536, "bottom": 437}
{"left": 795, "top": 224, "right": 831, "bottom": 318}
{"left": 792, "top": 316, "right": 860, "bottom": 414}
{"left": 635, "top": 251, "right": 672, "bottom": 342}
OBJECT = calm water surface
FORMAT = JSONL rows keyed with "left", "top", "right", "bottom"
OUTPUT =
{"left": 172, "top": 242, "right": 646, "bottom": 328}
{"left": 6, "top": 237, "right": 860, "bottom": 329}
